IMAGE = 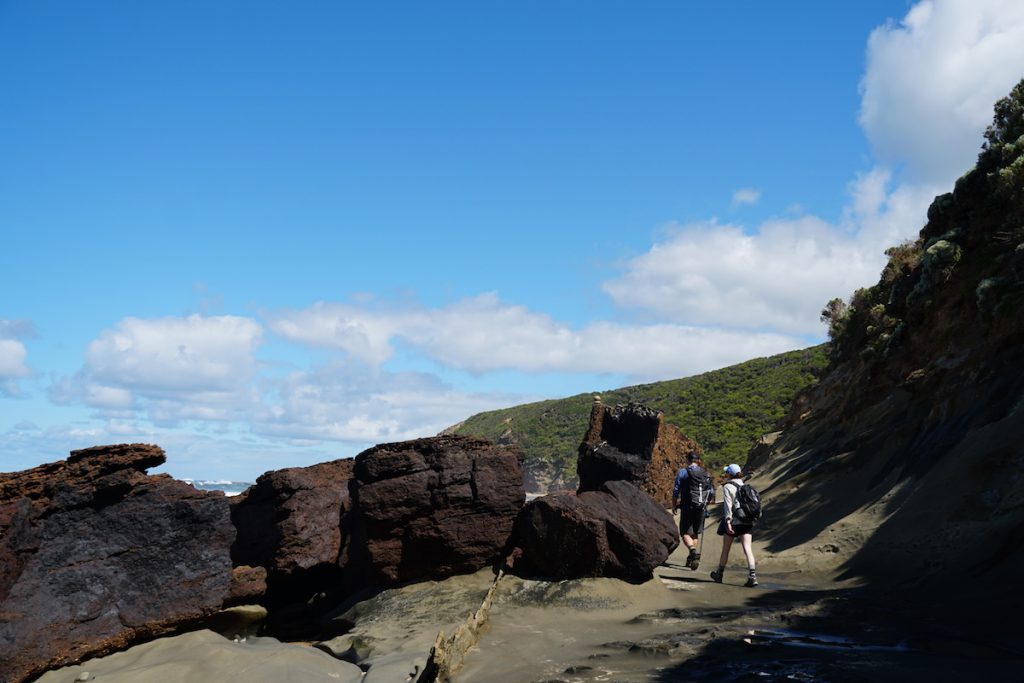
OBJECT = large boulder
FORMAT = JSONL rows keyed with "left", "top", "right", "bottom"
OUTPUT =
{"left": 230, "top": 458, "right": 355, "bottom": 605}
{"left": 342, "top": 435, "right": 524, "bottom": 590}
{"left": 509, "top": 479, "right": 679, "bottom": 582}
{"left": 577, "top": 398, "right": 702, "bottom": 507}
{"left": 0, "top": 444, "right": 233, "bottom": 683}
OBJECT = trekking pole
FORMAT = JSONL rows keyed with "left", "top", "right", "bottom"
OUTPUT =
{"left": 697, "top": 506, "right": 707, "bottom": 562}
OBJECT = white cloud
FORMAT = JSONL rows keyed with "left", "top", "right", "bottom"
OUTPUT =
{"left": 731, "top": 188, "right": 761, "bottom": 207}
{"left": 255, "top": 360, "right": 526, "bottom": 445}
{"left": 53, "top": 314, "right": 263, "bottom": 424}
{"left": 600, "top": 173, "right": 947, "bottom": 336}
{"left": 85, "top": 314, "right": 262, "bottom": 393}
{"left": 602, "top": 217, "right": 883, "bottom": 335}
{"left": 859, "top": 0, "right": 1024, "bottom": 183}
{"left": 0, "top": 319, "right": 32, "bottom": 397}
{"left": 269, "top": 294, "right": 802, "bottom": 380}
{"left": 265, "top": 303, "right": 397, "bottom": 366}
{"left": 0, "top": 339, "right": 29, "bottom": 378}
{"left": 605, "top": 0, "right": 1024, "bottom": 336}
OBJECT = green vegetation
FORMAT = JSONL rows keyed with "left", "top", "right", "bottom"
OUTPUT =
{"left": 452, "top": 346, "right": 828, "bottom": 481}
{"left": 823, "top": 79, "right": 1024, "bottom": 363}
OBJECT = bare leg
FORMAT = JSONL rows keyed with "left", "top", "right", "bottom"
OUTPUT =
{"left": 739, "top": 533, "right": 756, "bottom": 570}
{"left": 718, "top": 533, "right": 734, "bottom": 567}
{"left": 682, "top": 533, "right": 696, "bottom": 550}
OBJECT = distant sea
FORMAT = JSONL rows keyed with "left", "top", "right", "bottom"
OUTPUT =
{"left": 184, "top": 479, "right": 253, "bottom": 497}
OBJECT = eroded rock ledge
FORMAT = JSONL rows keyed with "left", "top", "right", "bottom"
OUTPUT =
{"left": 0, "top": 444, "right": 233, "bottom": 683}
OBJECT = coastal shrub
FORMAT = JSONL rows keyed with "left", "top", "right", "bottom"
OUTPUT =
{"left": 995, "top": 141, "right": 1024, "bottom": 199}
{"left": 926, "top": 193, "right": 955, "bottom": 223}
{"left": 1013, "top": 243, "right": 1024, "bottom": 282}
{"left": 819, "top": 297, "right": 849, "bottom": 341}
{"left": 984, "top": 79, "right": 1024, "bottom": 148}
{"left": 976, "top": 277, "right": 1005, "bottom": 316}
{"left": 906, "top": 238, "right": 962, "bottom": 310}
{"left": 924, "top": 239, "right": 962, "bottom": 280}
{"left": 881, "top": 239, "right": 922, "bottom": 284}
{"left": 823, "top": 81, "right": 1024, "bottom": 368}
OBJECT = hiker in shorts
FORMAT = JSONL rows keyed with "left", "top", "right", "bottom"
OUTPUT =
{"left": 671, "top": 452, "right": 714, "bottom": 570}
{"left": 710, "top": 463, "right": 758, "bottom": 587}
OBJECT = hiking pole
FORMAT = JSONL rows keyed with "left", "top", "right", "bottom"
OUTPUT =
{"left": 694, "top": 504, "right": 707, "bottom": 571}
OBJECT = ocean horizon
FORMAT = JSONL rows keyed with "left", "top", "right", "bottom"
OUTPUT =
{"left": 183, "top": 480, "right": 253, "bottom": 497}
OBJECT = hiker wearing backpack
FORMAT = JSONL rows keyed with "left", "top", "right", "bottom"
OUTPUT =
{"left": 710, "top": 464, "right": 760, "bottom": 587}
{"left": 671, "top": 452, "right": 715, "bottom": 570}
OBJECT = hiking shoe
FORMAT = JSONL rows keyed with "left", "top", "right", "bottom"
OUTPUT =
{"left": 744, "top": 576, "right": 758, "bottom": 588}
{"left": 710, "top": 569, "right": 723, "bottom": 583}
{"left": 685, "top": 551, "right": 700, "bottom": 570}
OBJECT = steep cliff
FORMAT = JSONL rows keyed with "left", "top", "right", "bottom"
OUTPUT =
{"left": 751, "top": 81, "right": 1024, "bottom": 623}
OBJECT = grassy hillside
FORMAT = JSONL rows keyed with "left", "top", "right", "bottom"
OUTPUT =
{"left": 451, "top": 345, "right": 828, "bottom": 482}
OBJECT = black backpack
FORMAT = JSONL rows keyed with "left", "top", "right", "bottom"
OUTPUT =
{"left": 684, "top": 465, "right": 713, "bottom": 507}
{"left": 729, "top": 482, "right": 762, "bottom": 523}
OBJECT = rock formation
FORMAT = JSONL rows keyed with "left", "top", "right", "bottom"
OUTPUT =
{"left": 230, "top": 458, "right": 355, "bottom": 605}
{"left": 577, "top": 398, "right": 702, "bottom": 507}
{"left": 746, "top": 80, "right": 1024, "bottom": 650}
{"left": 0, "top": 444, "right": 233, "bottom": 683}
{"left": 509, "top": 479, "right": 678, "bottom": 581}
{"left": 341, "top": 435, "right": 524, "bottom": 590}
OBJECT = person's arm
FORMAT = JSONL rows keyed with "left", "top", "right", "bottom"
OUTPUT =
{"left": 722, "top": 482, "right": 735, "bottom": 533}
{"left": 671, "top": 468, "right": 687, "bottom": 512}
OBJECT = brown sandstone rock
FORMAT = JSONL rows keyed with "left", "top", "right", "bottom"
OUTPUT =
{"left": 0, "top": 444, "right": 233, "bottom": 683}
{"left": 230, "top": 458, "right": 355, "bottom": 604}
{"left": 225, "top": 565, "right": 269, "bottom": 606}
{"left": 577, "top": 399, "right": 702, "bottom": 507}
{"left": 509, "top": 479, "right": 679, "bottom": 581}
{"left": 342, "top": 435, "right": 524, "bottom": 590}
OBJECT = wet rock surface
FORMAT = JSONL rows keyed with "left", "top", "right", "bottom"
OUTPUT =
{"left": 509, "top": 479, "right": 679, "bottom": 581}
{"left": 577, "top": 400, "right": 702, "bottom": 507}
{"left": 342, "top": 435, "right": 525, "bottom": 590}
{"left": 0, "top": 444, "right": 233, "bottom": 683}
{"left": 34, "top": 630, "right": 365, "bottom": 683}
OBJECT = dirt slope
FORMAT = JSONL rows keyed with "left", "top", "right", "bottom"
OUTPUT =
{"left": 745, "top": 81, "right": 1024, "bottom": 645}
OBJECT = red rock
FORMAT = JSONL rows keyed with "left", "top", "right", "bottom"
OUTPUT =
{"left": 509, "top": 479, "right": 679, "bottom": 581}
{"left": 0, "top": 444, "right": 233, "bottom": 683}
{"left": 230, "top": 458, "right": 354, "bottom": 605}
{"left": 225, "top": 565, "right": 268, "bottom": 606}
{"left": 342, "top": 435, "right": 524, "bottom": 590}
{"left": 577, "top": 399, "right": 702, "bottom": 507}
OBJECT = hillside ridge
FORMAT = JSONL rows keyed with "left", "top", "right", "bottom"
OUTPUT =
{"left": 450, "top": 346, "right": 827, "bottom": 492}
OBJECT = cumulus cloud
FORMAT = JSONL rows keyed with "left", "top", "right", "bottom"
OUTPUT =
{"left": 731, "top": 188, "right": 762, "bottom": 207}
{"left": 0, "top": 339, "right": 29, "bottom": 378}
{"left": 602, "top": 218, "right": 882, "bottom": 335}
{"left": 0, "top": 339, "right": 30, "bottom": 396}
{"left": 268, "top": 295, "right": 802, "bottom": 381}
{"left": 859, "top": 0, "right": 1024, "bottom": 183}
{"left": 600, "top": 172, "right": 947, "bottom": 337}
{"left": 52, "top": 314, "right": 263, "bottom": 423}
{"left": 605, "top": 0, "right": 1023, "bottom": 336}
{"left": 255, "top": 360, "right": 525, "bottom": 445}
{"left": 0, "top": 318, "right": 32, "bottom": 397}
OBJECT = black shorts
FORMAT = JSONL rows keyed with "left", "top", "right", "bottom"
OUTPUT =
{"left": 678, "top": 506, "right": 706, "bottom": 537}
{"left": 716, "top": 518, "right": 754, "bottom": 536}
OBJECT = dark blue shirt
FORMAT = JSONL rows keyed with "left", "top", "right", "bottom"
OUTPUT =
{"left": 673, "top": 463, "right": 706, "bottom": 501}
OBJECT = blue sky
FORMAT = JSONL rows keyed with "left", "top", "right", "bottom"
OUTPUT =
{"left": 3, "top": 1, "right": 1023, "bottom": 481}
